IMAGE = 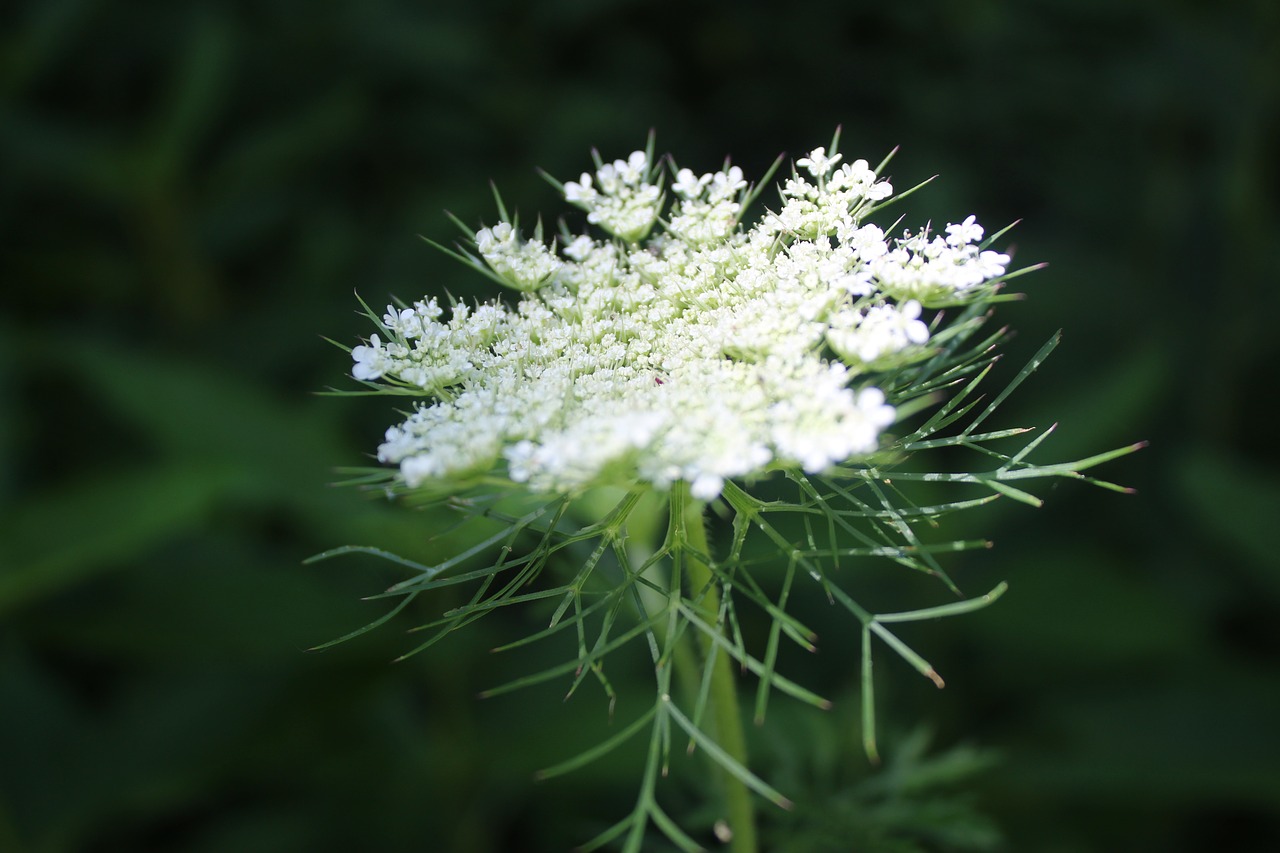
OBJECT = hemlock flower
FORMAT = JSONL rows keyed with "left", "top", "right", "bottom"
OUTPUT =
{"left": 945, "top": 214, "right": 984, "bottom": 247}
{"left": 566, "top": 149, "right": 662, "bottom": 243}
{"left": 796, "top": 146, "right": 842, "bottom": 178}
{"left": 475, "top": 222, "right": 562, "bottom": 291}
{"left": 350, "top": 139, "right": 1015, "bottom": 501}
{"left": 326, "top": 135, "right": 1144, "bottom": 853}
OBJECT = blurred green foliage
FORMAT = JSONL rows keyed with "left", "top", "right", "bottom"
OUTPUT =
{"left": 2, "top": 0, "right": 1278, "bottom": 850}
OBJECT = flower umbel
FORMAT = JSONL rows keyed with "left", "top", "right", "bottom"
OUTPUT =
{"left": 353, "top": 140, "right": 1009, "bottom": 500}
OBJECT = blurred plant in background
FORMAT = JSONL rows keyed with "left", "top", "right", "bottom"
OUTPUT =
{"left": 319, "top": 134, "right": 1140, "bottom": 850}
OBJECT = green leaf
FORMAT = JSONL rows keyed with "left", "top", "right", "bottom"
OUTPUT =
{"left": 963, "top": 332, "right": 1061, "bottom": 436}
{"left": 665, "top": 700, "right": 793, "bottom": 810}
{"left": 872, "top": 582, "right": 1008, "bottom": 623}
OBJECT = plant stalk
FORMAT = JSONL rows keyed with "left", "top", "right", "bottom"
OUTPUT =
{"left": 677, "top": 485, "right": 757, "bottom": 853}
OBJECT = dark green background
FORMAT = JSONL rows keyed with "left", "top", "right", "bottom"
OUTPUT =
{"left": 3, "top": 1, "right": 1278, "bottom": 850}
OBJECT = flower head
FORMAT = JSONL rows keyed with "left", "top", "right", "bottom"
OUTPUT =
{"left": 351, "top": 140, "right": 1014, "bottom": 500}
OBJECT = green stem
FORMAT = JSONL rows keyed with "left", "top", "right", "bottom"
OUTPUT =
{"left": 676, "top": 484, "right": 757, "bottom": 853}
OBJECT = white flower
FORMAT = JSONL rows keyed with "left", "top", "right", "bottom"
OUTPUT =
{"left": 565, "top": 149, "right": 662, "bottom": 242}
{"left": 563, "top": 234, "right": 595, "bottom": 261}
{"left": 619, "top": 150, "right": 648, "bottom": 184}
{"left": 865, "top": 178, "right": 893, "bottom": 201}
{"left": 352, "top": 334, "right": 389, "bottom": 380}
{"left": 827, "top": 158, "right": 891, "bottom": 202}
{"left": 353, "top": 140, "right": 1015, "bottom": 499}
{"left": 845, "top": 223, "right": 888, "bottom": 259}
{"left": 476, "top": 223, "right": 562, "bottom": 291}
{"left": 827, "top": 300, "right": 930, "bottom": 366}
{"left": 797, "top": 147, "right": 842, "bottom": 178}
{"left": 946, "top": 215, "right": 984, "bottom": 246}
{"left": 976, "top": 249, "right": 1011, "bottom": 278}
{"left": 564, "top": 173, "right": 597, "bottom": 204}
{"left": 672, "top": 167, "right": 711, "bottom": 200}
{"left": 707, "top": 166, "right": 746, "bottom": 202}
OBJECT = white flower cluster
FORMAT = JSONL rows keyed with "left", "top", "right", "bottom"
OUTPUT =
{"left": 352, "top": 143, "right": 1013, "bottom": 500}
{"left": 564, "top": 150, "right": 662, "bottom": 243}
{"left": 667, "top": 164, "right": 747, "bottom": 245}
{"left": 475, "top": 222, "right": 562, "bottom": 292}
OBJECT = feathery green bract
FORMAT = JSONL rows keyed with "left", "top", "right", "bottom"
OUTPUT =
{"left": 313, "top": 310, "right": 1139, "bottom": 851}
